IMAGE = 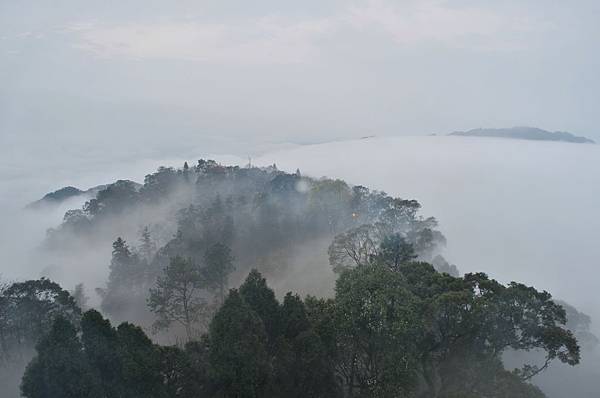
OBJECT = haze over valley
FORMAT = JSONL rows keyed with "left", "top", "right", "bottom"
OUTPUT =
{"left": 2, "top": 1, "right": 600, "bottom": 397}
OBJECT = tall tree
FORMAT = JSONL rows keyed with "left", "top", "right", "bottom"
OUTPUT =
{"left": 116, "top": 322, "right": 167, "bottom": 398}
{"left": 21, "top": 317, "right": 100, "bottom": 398}
{"left": 138, "top": 226, "right": 157, "bottom": 262}
{"left": 334, "top": 263, "right": 422, "bottom": 397}
{"left": 239, "top": 269, "right": 281, "bottom": 344}
{"left": 209, "top": 289, "right": 270, "bottom": 398}
{"left": 372, "top": 233, "right": 417, "bottom": 271}
{"left": 0, "top": 278, "right": 81, "bottom": 362}
{"left": 100, "top": 237, "right": 144, "bottom": 320}
{"left": 272, "top": 293, "right": 341, "bottom": 398}
{"left": 328, "top": 224, "right": 379, "bottom": 271}
{"left": 203, "top": 243, "right": 235, "bottom": 305}
{"left": 148, "top": 256, "right": 208, "bottom": 341}
{"left": 80, "top": 310, "right": 121, "bottom": 397}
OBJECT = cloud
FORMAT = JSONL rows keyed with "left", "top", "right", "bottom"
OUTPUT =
{"left": 67, "top": 1, "right": 548, "bottom": 64}
{"left": 71, "top": 17, "right": 335, "bottom": 65}
{"left": 345, "top": 0, "right": 545, "bottom": 51}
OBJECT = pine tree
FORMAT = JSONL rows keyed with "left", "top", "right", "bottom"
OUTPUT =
{"left": 21, "top": 317, "right": 101, "bottom": 398}
{"left": 139, "top": 226, "right": 156, "bottom": 262}
{"left": 209, "top": 289, "right": 270, "bottom": 397}
{"left": 239, "top": 269, "right": 282, "bottom": 344}
{"left": 80, "top": 310, "right": 122, "bottom": 397}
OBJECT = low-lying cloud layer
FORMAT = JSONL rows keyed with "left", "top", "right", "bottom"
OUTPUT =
{"left": 0, "top": 135, "right": 598, "bottom": 397}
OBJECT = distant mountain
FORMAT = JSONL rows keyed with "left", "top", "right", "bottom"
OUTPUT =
{"left": 26, "top": 182, "right": 134, "bottom": 209}
{"left": 449, "top": 127, "right": 595, "bottom": 144}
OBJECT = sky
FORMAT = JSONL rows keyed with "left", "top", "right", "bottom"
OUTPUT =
{"left": 2, "top": 0, "right": 600, "bottom": 172}
{"left": 1, "top": 1, "right": 599, "bottom": 286}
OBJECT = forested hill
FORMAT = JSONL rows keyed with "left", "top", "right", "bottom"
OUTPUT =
{"left": 3, "top": 159, "right": 591, "bottom": 398}
{"left": 43, "top": 159, "right": 453, "bottom": 304}
{"left": 449, "top": 127, "right": 595, "bottom": 143}
{"left": 26, "top": 182, "right": 127, "bottom": 209}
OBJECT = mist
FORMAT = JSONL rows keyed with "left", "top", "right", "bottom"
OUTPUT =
{"left": 254, "top": 136, "right": 600, "bottom": 328}
{"left": 2, "top": 1, "right": 600, "bottom": 396}
{"left": 1, "top": 133, "right": 599, "bottom": 397}
{"left": 254, "top": 135, "right": 600, "bottom": 397}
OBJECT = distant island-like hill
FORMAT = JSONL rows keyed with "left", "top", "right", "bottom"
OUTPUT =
{"left": 26, "top": 181, "right": 140, "bottom": 209}
{"left": 449, "top": 127, "right": 595, "bottom": 144}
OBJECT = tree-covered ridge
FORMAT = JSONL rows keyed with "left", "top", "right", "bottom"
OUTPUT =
{"left": 19, "top": 264, "right": 578, "bottom": 398}
{"left": 3, "top": 159, "right": 593, "bottom": 397}
{"left": 47, "top": 160, "right": 449, "bottom": 326}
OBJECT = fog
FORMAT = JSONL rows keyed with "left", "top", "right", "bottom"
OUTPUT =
{"left": 2, "top": 135, "right": 599, "bottom": 323}
{"left": 255, "top": 136, "right": 600, "bottom": 330}
{"left": 2, "top": 1, "right": 600, "bottom": 396}
{"left": 253, "top": 135, "right": 600, "bottom": 397}
{"left": 1, "top": 136, "right": 599, "bottom": 397}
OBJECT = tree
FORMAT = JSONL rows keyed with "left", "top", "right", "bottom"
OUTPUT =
{"left": 80, "top": 310, "right": 122, "bottom": 397}
{"left": 328, "top": 224, "right": 379, "bottom": 271}
{"left": 203, "top": 243, "right": 235, "bottom": 305}
{"left": 239, "top": 269, "right": 281, "bottom": 344}
{"left": 395, "top": 262, "right": 580, "bottom": 397}
{"left": 116, "top": 322, "right": 167, "bottom": 398}
{"left": 329, "top": 226, "right": 418, "bottom": 273}
{"left": 334, "top": 263, "right": 422, "bottom": 397}
{"left": 21, "top": 317, "right": 100, "bottom": 398}
{"left": 372, "top": 233, "right": 417, "bottom": 271}
{"left": 183, "top": 161, "right": 191, "bottom": 183}
{"left": 272, "top": 293, "right": 341, "bottom": 398}
{"left": 100, "top": 237, "right": 144, "bottom": 320}
{"left": 148, "top": 256, "right": 208, "bottom": 341}
{"left": 138, "top": 226, "right": 157, "bottom": 262}
{"left": 84, "top": 180, "right": 139, "bottom": 216}
{"left": 159, "top": 339, "right": 211, "bottom": 398}
{"left": 0, "top": 278, "right": 81, "bottom": 362}
{"left": 209, "top": 289, "right": 270, "bottom": 398}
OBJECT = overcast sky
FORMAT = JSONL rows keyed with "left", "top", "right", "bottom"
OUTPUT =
{"left": 1, "top": 0, "right": 600, "bottom": 199}
{"left": 2, "top": 1, "right": 600, "bottom": 141}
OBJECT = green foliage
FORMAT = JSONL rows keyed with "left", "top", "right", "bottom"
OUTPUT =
{"left": 50, "top": 160, "right": 447, "bottom": 300}
{"left": 116, "top": 322, "right": 166, "bottom": 397}
{"left": 372, "top": 232, "right": 417, "bottom": 271}
{"left": 160, "top": 339, "right": 211, "bottom": 398}
{"left": 272, "top": 293, "right": 341, "bottom": 398}
{"left": 239, "top": 269, "right": 282, "bottom": 344}
{"left": 209, "top": 289, "right": 270, "bottom": 398}
{"left": 21, "top": 317, "right": 100, "bottom": 398}
{"left": 210, "top": 273, "right": 340, "bottom": 398}
{"left": 26, "top": 160, "right": 585, "bottom": 398}
{"left": 0, "top": 278, "right": 81, "bottom": 363}
{"left": 334, "top": 263, "right": 422, "bottom": 396}
{"left": 17, "top": 266, "right": 580, "bottom": 398}
{"left": 84, "top": 180, "right": 139, "bottom": 217}
{"left": 23, "top": 310, "right": 172, "bottom": 398}
{"left": 80, "top": 310, "right": 121, "bottom": 397}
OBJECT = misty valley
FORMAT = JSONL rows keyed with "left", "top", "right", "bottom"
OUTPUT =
{"left": 1, "top": 160, "right": 596, "bottom": 398}
{"left": 4, "top": 0, "right": 600, "bottom": 396}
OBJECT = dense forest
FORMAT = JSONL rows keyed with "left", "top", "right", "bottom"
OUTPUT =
{"left": 0, "top": 160, "right": 593, "bottom": 397}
